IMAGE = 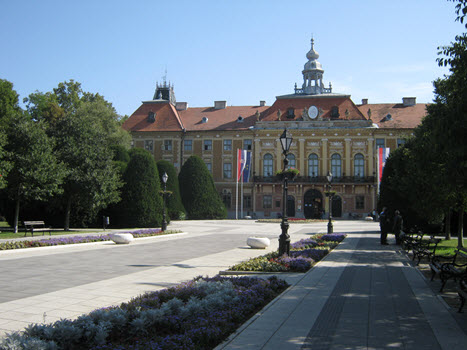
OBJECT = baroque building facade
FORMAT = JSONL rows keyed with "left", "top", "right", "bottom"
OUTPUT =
{"left": 122, "top": 39, "right": 427, "bottom": 219}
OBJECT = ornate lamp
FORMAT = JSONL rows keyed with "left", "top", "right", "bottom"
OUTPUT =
{"left": 279, "top": 129, "right": 293, "bottom": 256}
{"left": 326, "top": 171, "right": 333, "bottom": 234}
{"left": 161, "top": 172, "right": 168, "bottom": 231}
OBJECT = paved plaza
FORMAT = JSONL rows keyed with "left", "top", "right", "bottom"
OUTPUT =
{"left": 1, "top": 220, "right": 467, "bottom": 349}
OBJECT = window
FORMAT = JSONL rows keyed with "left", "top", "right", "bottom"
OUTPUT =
{"left": 287, "top": 154, "right": 296, "bottom": 169}
{"left": 184, "top": 139, "right": 192, "bottom": 151}
{"left": 376, "top": 138, "right": 385, "bottom": 149}
{"left": 275, "top": 200, "right": 281, "bottom": 208}
{"left": 223, "top": 163, "right": 232, "bottom": 179}
{"left": 263, "top": 153, "right": 273, "bottom": 176}
{"left": 354, "top": 153, "right": 364, "bottom": 178}
{"left": 331, "top": 106, "right": 339, "bottom": 119}
{"left": 287, "top": 108, "right": 295, "bottom": 119}
{"left": 244, "top": 139, "right": 252, "bottom": 150}
{"left": 144, "top": 140, "right": 153, "bottom": 152}
{"left": 205, "top": 162, "right": 212, "bottom": 173}
{"left": 397, "top": 138, "right": 406, "bottom": 148}
{"left": 243, "top": 195, "right": 252, "bottom": 209}
{"left": 308, "top": 153, "right": 319, "bottom": 177}
{"left": 164, "top": 140, "right": 172, "bottom": 151}
{"left": 263, "top": 195, "right": 272, "bottom": 209}
{"left": 331, "top": 153, "right": 342, "bottom": 177}
{"left": 204, "top": 140, "right": 212, "bottom": 151}
{"left": 222, "top": 191, "right": 231, "bottom": 209}
{"left": 356, "top": 196, "right": 364, "bottom": 209}
{"left": 223, "top": 139, "right": 232, "bottom": 151}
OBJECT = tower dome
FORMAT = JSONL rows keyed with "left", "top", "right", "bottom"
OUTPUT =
{"left": 297, "top": 38, "right": 331, "bottom": 95}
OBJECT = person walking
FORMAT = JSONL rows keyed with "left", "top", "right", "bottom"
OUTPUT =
{"left": 393, "top": 210, "right": 403, "bottom": 245}
{"left": 379, "top": 207, "right": 389, "bottom": 245}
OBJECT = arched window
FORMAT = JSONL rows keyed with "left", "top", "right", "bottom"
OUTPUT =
{"left": 354, "top": 153, "right": 365, "bottom": 178}
{"left": 331, "top": 153, "right": 342, "bottom": 177}
{"left": 308, "top": 153, "right": 319, "bottom": 177}
{"left": 287, "top": 153, "right": 296, "bottom": 169}
{"left": 263, "top": 153, "right": 273, "bottom": 176}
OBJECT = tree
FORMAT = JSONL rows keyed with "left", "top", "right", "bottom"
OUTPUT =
{"left": 4, "top": 114, "right": 64, "bottom": 232}
{"left": 50, "top": 100, "right": 122, "bottom": 230}
{"left": 178, "top": 156, "right": 227, "bottom": 219}
{"left": 157, "top": 160, "right": 186, "bottom": 220}
{"left": 117, "top": 148, "right": 163, "bottom": 228}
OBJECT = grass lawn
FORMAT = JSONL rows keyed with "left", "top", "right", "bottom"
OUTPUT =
{"left": 435, "top": 237, "right": 467, "bottom": 256}
{"left": 0, "top": 221, "right": 160, "bottom": 239}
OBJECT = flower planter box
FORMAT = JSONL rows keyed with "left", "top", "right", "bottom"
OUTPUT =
{"left": 247, "top": 237, "right": 270, "bottom": 249}
{"left": 110, "top": 233, "right": 134, "bottom": 244}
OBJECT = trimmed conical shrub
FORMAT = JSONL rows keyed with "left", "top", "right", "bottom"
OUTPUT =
{"left": 118, "top": 148, "right": 163, "bottom": 227}
{"left": 178, "top": 156, "right": 227, "bottom": 219}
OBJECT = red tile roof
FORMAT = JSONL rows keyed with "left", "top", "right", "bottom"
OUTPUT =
{"left": 357, "top": 103, "right": 428, "bottom": 129}
{"left": 122, "top": 101, "right": 183, "bottom": 132}
{"left": 261, "top": 94, "right": 367, "bottom": 121}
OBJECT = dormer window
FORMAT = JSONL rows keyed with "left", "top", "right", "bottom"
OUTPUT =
{"left": 287, "top": 108, "right": 295, "bottom": 119}
{"left": 202, "top": 116, "right": 208, "bottom": 123}
{"left": 331, "top": 106, "right": 339, "bottom": 119}
{"left": 383, "top": 114, "right": 392, "bottom": 121}
{"left": 148, "top": 111, "right": 156, "bottom": 123}
{"left": 237, "top": 116, "right": 244, "bottom": 123}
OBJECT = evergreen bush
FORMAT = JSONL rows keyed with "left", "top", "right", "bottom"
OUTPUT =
{"left": 117, "top": 148, "right": 162, "bottom": 227}
{"left": 178, "top": 156, "right": 227, "bottom": 219}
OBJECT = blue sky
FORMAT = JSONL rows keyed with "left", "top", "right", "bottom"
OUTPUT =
{"left": 1, "top": 0, "right": 464, "bottom": 116}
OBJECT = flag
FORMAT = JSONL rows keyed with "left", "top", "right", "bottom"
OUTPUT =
{"left": 237, "top": 149, "right": 247, "bottom": 181}
{"left": 242, "top": 151, "right": 252, "bottom": 182}
{"left": 378, "top": 147, "right": 390, "bottom": 183}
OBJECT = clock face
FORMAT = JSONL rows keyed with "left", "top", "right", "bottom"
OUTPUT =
{"left": 308, "top": 105, "right": 318, "bottom": 119}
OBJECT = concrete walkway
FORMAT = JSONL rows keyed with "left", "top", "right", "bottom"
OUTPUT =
{"left": 1, "top": 221, "right": 466, "bottom": 349}
{"left": 218, "top": 232, "right": 467, "bottom": 350}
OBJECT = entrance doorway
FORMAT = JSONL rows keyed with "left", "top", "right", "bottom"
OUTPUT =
{"left": 287, "top": 195, "right": 295, "bottom": 217}
{"left": 332, "top": 195, "right": 342, "bottom": 217}
{"left": 303, "top": 189, "right": 323, "bottom": 219}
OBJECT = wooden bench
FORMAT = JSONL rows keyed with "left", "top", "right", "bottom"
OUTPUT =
{"left": 430, "top": 247, "right": 467, "bottom": 292}
{"left": 401, "top": 231, "right": 422, "bottom": 254}
{"left": 23, "top": 221, "right": 61, "bottom": 237}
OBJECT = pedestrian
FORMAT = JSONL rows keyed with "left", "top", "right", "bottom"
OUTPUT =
{"left": 379, "top": 207, "right": 389, "bottom": 245}
{"left": 393, "top": 210, "right": 403, "bottom": 245}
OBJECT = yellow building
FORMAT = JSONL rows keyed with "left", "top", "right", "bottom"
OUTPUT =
{"left": 123, "top": 39, "right": 426, "bottom": 219}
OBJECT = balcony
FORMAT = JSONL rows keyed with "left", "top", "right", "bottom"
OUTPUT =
{"left": 253, "top": 175, "right": 376, "bottom": 184}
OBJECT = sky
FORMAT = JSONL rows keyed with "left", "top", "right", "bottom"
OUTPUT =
{"left": 1, "top": 0, "right": 465, "bottom": 117}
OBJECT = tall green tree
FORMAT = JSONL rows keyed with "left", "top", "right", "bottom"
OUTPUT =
{"left": 118, "top": 148, "right": 162, "bottom": 228}
{"left": 50, "top": 100, "right": 122, "bottom": 230}
{"left": 157, "top": 160, "right": 186, "bottom": 220}
{"left": 178, "top": 156, "right": 226, "bottom": 220}
{"left": 4, "top": 114, "right": 64, "bottom": 232}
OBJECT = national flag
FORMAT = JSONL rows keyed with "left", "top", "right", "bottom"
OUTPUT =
{"left": 242, "top": 151, "right": 252, "bottom": 182}
{"left": 237, "top": 149, "right": 247, "bottom": 181}
{"left": 378, "top": 147, "right": 390, "bottom": 183}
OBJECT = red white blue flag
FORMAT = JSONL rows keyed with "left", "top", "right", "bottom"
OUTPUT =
{"left": 237, "top": 149, "right": 247, "bottom": 181}
{"left": 242, "top": 151, "right": 252, "bottom": 183}
{"left": 378, "top": 147, "right": 390, "bottom": 183}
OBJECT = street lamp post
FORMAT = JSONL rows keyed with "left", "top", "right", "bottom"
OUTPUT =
{"left": 161, "top": 172, "right": 168, "bottom": 231}
{"left": 326, "top": 171, "right": 333, "bottom": 234}
{"left": 279, "top": 128, "right": 293, "bottom": 256}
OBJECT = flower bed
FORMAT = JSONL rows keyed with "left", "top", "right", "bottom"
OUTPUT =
{"left": 229, "top": 233, "right": 346, "bottom": 273}
{"left": 256, "top": 218, "right": 327, "bottom": 223}
{"left": 0, "top": 229, "right": 179, "bottom": 251}
{"left": 1, "top": 276, "right": 289, "bottom": 350}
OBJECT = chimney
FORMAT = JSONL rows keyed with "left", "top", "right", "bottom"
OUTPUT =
{"left": 361, "top": 99, "right": 368, "bottom": 105}
{"left": 402, "top": 97, "right": 416, "bottom": 106}
{"left": 176, "top": 102, "right": 188, "bottom": 111}
{"left": 260, "top": 100, "right": 266, "bottom": 107}
{"left": 214, "top": 101, "right": 226, "bottom": 109}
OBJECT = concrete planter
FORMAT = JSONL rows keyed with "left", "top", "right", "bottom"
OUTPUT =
{"left": 247, "top": 237, "right": 270, "bottom": 249}
{"left": 110, "top": 233, "right": 134, "bottom": 244}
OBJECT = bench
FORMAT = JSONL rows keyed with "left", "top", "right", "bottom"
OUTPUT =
{"left": 401, "top": 231, "right": 422, "bottom": 254}
{"left": 23, "top": 221, "right": 61, "bottom": 237}
{"left": 411, "top": 235, "right": 441, "bottom": 266}
{"left": 457, "top": 264, "right": 467, "bottom": 312}
{"left": 429, "top": 247, "right": 467, "bottom": 292}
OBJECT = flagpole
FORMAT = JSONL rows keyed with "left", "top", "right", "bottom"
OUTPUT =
{"left": 236, "top": 149, "right": 239, "bottom": 220}
{"left": 241, "top": 173, "right": 244, "bottom": 218}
